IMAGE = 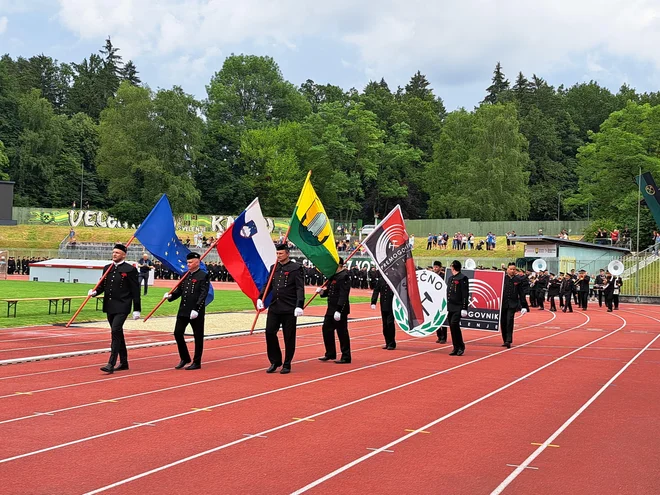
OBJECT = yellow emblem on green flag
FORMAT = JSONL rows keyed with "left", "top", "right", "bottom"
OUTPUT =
{"left": 288, "top": 171, "right": 340, "bottom": 277}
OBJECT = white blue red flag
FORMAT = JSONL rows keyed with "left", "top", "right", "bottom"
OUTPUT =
{"left": 216, "top": 198, "right": 276, "bottom": 308}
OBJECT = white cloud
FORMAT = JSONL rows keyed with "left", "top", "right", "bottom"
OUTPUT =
{"left": 54, "top": 0, "right": 660, "bottom": 91}
{"left": 0, "top": 16, "right": 7, "bottom": 34}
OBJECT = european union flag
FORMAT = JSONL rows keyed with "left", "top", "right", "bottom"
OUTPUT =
{"left": 134, "top": 194, "right": 214, "bottom": 306}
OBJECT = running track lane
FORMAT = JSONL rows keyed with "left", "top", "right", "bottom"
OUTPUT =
{"left": 0, "top": 315, "right": 557, "bottom": 492}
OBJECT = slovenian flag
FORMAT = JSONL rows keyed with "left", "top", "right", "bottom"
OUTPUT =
{"left": 216, "top": 198, "right": 277, "bottom": 309}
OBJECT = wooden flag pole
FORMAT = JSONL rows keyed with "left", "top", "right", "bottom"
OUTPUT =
{"left": 143, "top": 238, "right": 219, "bottom": 322}
{"left": 66, "top": 235, "right": 136, "bottom": 327}
{"left": 303, "top": 241, "right": 365, "bottom": 309}
{"left": 249, "top": 225, "right": 292, "bottom": 335}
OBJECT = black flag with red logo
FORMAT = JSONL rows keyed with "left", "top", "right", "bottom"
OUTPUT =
{"left": 362, "top": 205, "right": 424, "bottom": 329}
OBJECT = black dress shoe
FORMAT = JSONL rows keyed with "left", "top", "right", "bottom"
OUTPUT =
{"left": 318, "top": 356, "right": 334, "bottom": 361}
{"left": 501, "top": 343, "right": 508, "bottom": 347}
{"left": 386, "top": 344, "right": 396, "bottom": 350}
{"left": 439, "top": 339, "right": 446, "bottom": 344}
{"left": 334, "top": 359, "right": 351, "bottom": 364}
{"left": 505, "top": 342, "right": 511, "bottom": 348}
{"left": 266, "top": 364, "right": 280, "bottom": 373}
{"left": 457, "top": 349, "right": 464, "bottom": 356}
{"left": 100, "top": 364, "right": 114, "bottom": 374}
{"left": 449, "top": 350, "right": 458, "bottom": 356}
{"left": 280, "top": 367, "right": 291, "bottom": 374}
{"left": 175, "top": 359, "right": 191, "bottom": 370}
{"left": 113, "top": 363, "right": 129, "bottom": 371}
{"left": 382, "top": 345, "right": 389, "bottom": 349}
{"left": 185, "top": 362, "right": 201, "bottom": 370}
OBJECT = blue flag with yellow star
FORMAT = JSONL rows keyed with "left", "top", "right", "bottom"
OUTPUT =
{"left": 134, "top": 194, "right": 214, "bottom": 306}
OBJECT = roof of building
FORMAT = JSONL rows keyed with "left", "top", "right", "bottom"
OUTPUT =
{"left": 514, "top": 236, "right": 631, "bottom": 253}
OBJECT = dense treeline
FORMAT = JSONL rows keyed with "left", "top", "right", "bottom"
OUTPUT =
{"left": 1, "top": 39, "right": 659, "bottom": 229}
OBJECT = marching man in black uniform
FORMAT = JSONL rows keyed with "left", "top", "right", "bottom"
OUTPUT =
{"left": 500, "top": 262, "right": 529, "bottom": 348}
{"left": 371, "top": 276, "right": 396, "bottom": 350}
{"left": 446, "top": 260, "right": 469, "bottom": 356}
{"left": 317, "top": 257, "right": 352, "bottom": 363}
{"left": 164, "top": 252, "right": 210, "bottom": 370}
{"left": 89, "top": 244, "right": 141, "bottom": 374}
{"left": 257, "top": 243, "right": 305, "bottom": 374}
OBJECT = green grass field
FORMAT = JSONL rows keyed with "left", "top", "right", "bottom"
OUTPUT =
{"left": 0, "top": 280, "right": 371, "bottom": 329}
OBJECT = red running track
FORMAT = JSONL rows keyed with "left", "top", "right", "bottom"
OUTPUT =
{"left": 0, "top": 304, "right": 658, "bottom": 494}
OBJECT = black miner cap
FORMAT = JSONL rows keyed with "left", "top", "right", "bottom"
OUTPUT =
{"left": 186, "top": 252, "right": 201, "bottom": 260}
{"left": 113, "top": 244, "right": 127, "bottom": 253}
{"left": 275, "top": 243, "right": 290, "bottom": 251}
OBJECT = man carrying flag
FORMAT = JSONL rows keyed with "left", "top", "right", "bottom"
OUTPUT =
{"left": 257, "top": 244, "right": 305, "bottom": 374}
{"left": 317, "top": 257, "right": 352, "bottom": 363}
{"left": 364, "top": 205, "right": 424, "bottom": 336}
{"left": 163, "top": 252, "right": 210, "bottom": 370}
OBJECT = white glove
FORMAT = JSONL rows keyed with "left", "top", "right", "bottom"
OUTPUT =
{"left": 190, "top": 310, "right": 199, "bottom": 320}
{"left": 88, "top": 289, "right": 97, "bottom": 297}
{"left": 256, "top": 299, "right": 264, "bottom": 311}
{"left": 163, "top": 292, "right": 171, "bottom": 300}
{"left": 316, "top": 287, "right": 324, "bottom": 294}
{"left": 334, "top": 311, "right": 341, "bottom": 321}
{"left": 294, "top": 307, "right": 304, "bottom": 317}
{"left": 132, "top": 311, "right": 140, "bottom": 320}
{"left": 521, "top": 308, "right": 528, "bottom": 316}
{"left": 370, "top": 304, "right": 376, "bottom": 310}
{"left": 461, "top": 310, "right": 468, "bottom": 318}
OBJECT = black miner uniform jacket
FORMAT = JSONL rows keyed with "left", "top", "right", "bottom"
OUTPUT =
{"left": 260, "top": 260, "right": 305, "bottom": 314}
{"left": 320, "top": 269, "right": 351, "bottom": 315}
{"left": 502, "top": 274, "right": 529, "bottom": 310}
{"left": 96, "top": 262, "right": 142, "bottom": 314}
{"left": 169, "top": 269, "right": 210, "bottom": 317}
{"left": 446, "top": 272, "right": 470, "bottom": 312}
{"left": 371, "top": 278, "right": 394, "bottom": 312}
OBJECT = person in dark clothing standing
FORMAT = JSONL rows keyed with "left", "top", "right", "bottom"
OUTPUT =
{"left": 164, "top": 252, "right": 210, "bottom": 370}
{"left": 317, "top": 257, "right": 352, "bottom": 364}
{"left": 89, "top": 244, "right": 141, "bottom": 374}
{"left": 547, "top": 273, "right": 561, "bottom": 311}
{"left": 560, "top": 273, "right": 574, "bottom": 312}
{"left": 603, "top": 273, "right": 615, "bottom": 312}
{"left": 371, "top": 277, "right": 396, "bottom": 350}
{"left": 446, "top": 260, "right": 470, "bottom": 356}
{"left": 594, "top": 269, "right": 606, "bottom": 307}
{"left": 431, "top": 261, "right": 449, "bottom": 344}
{"left": 500, "top": 262, "right": 529, "bottom": 348}
{"left": 535, "top": 271, "right": 549, "bottom": 310}
{"left": 612, "top": 275, "right": 623, "bottom": 309}
{"left": 577, "top": 270, "right": 590, "bottom": 310}
{"left": 257, "top": 244, "right": 305, "bottom": 374}
{"left": 137, "top": 253, "right": 154, "bottom": 295}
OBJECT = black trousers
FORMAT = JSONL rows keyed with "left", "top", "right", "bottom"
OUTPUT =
{"left": 500, "top": 307, "right": 516, "bottom": 344}
{"left": 174, "top": 315, "right": 205, "bottom": 364}
{"left": 605, "top": 294, "right": 614, "bottom": 311}
{"left": 613, "top": 294, "right": 619, "bottom": 309}
{"left": 381, "top": 310, "right": 396, "bottom": 347}
{"left": 562, "top": 295, "right": 573, "bottom": 312}
{"left": 447, "top": 311, "right": 464, "bottom": 351}
{"left": 265, "top": 312, "right": 297, "bottom": 367}
{"left": 322, "top": 312, "right": 350, "bottom": 360}
{"left": 536, "top": 292, "right": 545, "bottom": 310}
{"left": 549, "top": 296, "right": 557, "bottom": 311}
{"left": 138, "top": 273, "right": 149, "bottom": 294}
{"left": 107, "top": 313, "right": 128, "bottom": 366}
{"left": 598, "top": 290, "right": 604, "bottom": 307}
{"left": 436, "top": 326, "right": 448, "bottom": 341}
{"left": 580, "top": 291, "right": 589, "bottom": 310}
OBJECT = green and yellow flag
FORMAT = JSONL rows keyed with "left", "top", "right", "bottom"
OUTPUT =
{"left": 288, "top": 171, "right": 340, "bottom": 277}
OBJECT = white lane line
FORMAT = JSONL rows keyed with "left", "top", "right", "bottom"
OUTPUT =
{"left": 0, "top": 321, "right": 382, "bottom": 381}
{"left": 289, "top": 314, "right": 635, "bottom": 495}
{"left": 0, "top": 330, "right": 384, "bottom": 423}
{"left": 0, "top": 324, "right": 384, "bottom": 401}
{"left": 490, "top": 314, "right": 660, "bottom": 494}
{"left": 506, "top": 464, "right": 538, "bottom": 470}
{"left": 0, "top": 315, "right": 557, "bottom": 467}
{"left": 78, "top": 317, "right": 577, "bottom": 494}
{"left": 0, "top": 317, "right": 383, "bottom": 366}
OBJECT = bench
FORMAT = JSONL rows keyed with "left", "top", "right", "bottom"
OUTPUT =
{"left": 0, "top": 296, "right": 104, "bottom": 318}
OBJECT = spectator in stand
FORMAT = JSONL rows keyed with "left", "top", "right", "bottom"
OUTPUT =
{"left": 611, "top": 229, "right": 619, "bottom": 246}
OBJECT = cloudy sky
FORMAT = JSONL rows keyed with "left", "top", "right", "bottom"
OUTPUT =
{"left": 2, "top": 0, "right": 660, "bottom": 109}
